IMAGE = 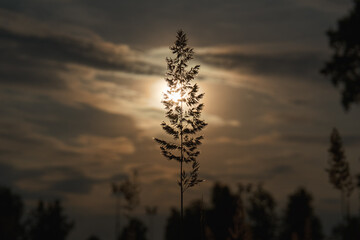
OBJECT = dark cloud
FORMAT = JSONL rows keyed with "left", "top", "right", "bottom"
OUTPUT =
{"left": 109, "top": 173, "right": 128, "bottom": 182}
{"left": 1, "top": 96, "right": 139, "bottom": 143}
{"left": 0, "top": 0, "right": 349, "bottom": 48}
{"left": 0, "top": 49, "right": 69, "bottom": 90}
{"left": 50, "top": 173, "right": 97, "bottom": 194}
{"left": 0, "top": 2, "right": 358, "bottom": 240}
{"left": 266, "top": 164, "right": 294, "bottom": 177}
{"left": 0, "top": 9, "right": 162, "bottom": 91}
{"left": 320, "top": 197, "right": 339, "bottom": 206}
{"left": 291, "top": 99, "right": 310, "bottom": 106}
{"left": 0, "top": 162, "right": 16, "bottom": 185}
{"left": 0, "top": 162, "right": 97, "bottom": 195}
{"left": 198, "top": 51, "right": 325, "bottom": 80}
{"left": 0, "top": 25, "right": 161, "bottom": 74}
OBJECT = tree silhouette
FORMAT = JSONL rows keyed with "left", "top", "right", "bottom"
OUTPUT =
{"left": 207, "top": 182, "right": 240, "bottom": 240}
{"left": 327, "top": 128, "right": 354, "bottom": 220}
{"left": 112, "top": 170, "right": 141, "bottom": 239}
{"left": 118, "top": 218, "right": 147, "bottom": 240}
{"left": 0, "top": 186, "right": 24, "bottom": 240}
{"left": 86, "top": 235, "right": 101, "bottom": 240}
{"left": 165, "top": 208, "right": 181, "bottom": 240}
{"left": 321, "top": 0, "right": 360, "bottom": 110}
{"left": 165, "top": 183, "right": 243, "bottom": 240}
{"left": 279, "top": 188, "right": 323, "bottom": 240}
{"left": 247, "top": 184, "right": 277, "bottom": 240}
{"left": 331, "top": 216, "right": 360, "bottom": 240}
{"left": 145, "top": 206, "right": 157, "bottom": 240}
{"left": 25, "top": 200, "right": 74, "bottom": 240}
{"left": 154, "top": 30, "right": 207, "bottom": 235}
{"left": 165, "top": 200, "right": 204, "bottom": 240}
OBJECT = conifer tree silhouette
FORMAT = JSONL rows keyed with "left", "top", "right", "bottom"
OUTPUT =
{"left": 279, "top": 188, "right": 324, "bottom": 240}
{"left": 327, "top": 128, "right": 354, "bottom": 220}
{"left": 25, "top": 200, "right": 74, "bottom": 240}
{"left": 321, "top": 0, "right": 360, "bottom": 110}
{"left": 154, "top": 30, "right": 207, "bottom": 236}
{"left": 247, "top": 184, "right": 277, "bottom": 240}
{"left": 111, "top": 170, "right": 140, "bottom": 239}
{"left": 0, "top": 186, "right": 24, "bottom": 240}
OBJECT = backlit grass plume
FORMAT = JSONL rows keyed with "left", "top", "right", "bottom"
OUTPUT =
{"left": 154, "top": 30, "right": 207, "bottom": 227}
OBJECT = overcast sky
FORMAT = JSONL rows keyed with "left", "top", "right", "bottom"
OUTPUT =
{"left": 1, "top": 0, "right": 360, "bottom": 239}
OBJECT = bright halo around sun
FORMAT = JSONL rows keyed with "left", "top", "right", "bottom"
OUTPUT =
{"left": 167, "top": 88, "right": 182, "bottom": 103}
{"left": 151, "top": 79, "right": 183, "bottom": 108}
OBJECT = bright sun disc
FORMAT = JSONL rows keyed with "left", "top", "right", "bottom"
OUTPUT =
{"left": 168, "top": 90, "right": 181, "bottom": 103}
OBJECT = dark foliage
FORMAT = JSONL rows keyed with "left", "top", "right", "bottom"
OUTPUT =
{"left": 165, "top": 183, "right": 328, "bottom": 240}
{"left": 119, "top": 218, "right": 147, "bottom": 240}
{"left": 166, "top": 182, "right": 251, "bottom": 240}
{"left": 207, "top": 182, "right": 240, "bottom": 240}
{"left": 145, "top": 206, "right": 157, "bottom": 240}
{"left": 86, "top": 235, "right": 101, "bottom": 240}
{"left": 247, "top": 184, "right": 277, "bottom": 240}
{"left": 165, "top": 208, "right": 181, "bottom": 240}
{"left": 112, "top": 170, "right": 141, "bottom": 239}
{"left": 112, "top": 170, "right": 140, "bottom": 213}
{"left": 165, "top": 201, "right": 204, "bottom": 240}
{"left": 321, "top": 0, "right": 360, "bottom": 110}
{"left": 0, "top": 186, "right": 24, "bottom": 240}
{"left": 331, "top": 216, "right": 360, "bottom": 240}
{"left": 279, "top": 188, "right": 323, "bottom": 240}
{"left": 25, "top": 200, "right": 74, "bottom": 240}
{"left": 327, "top": 128, "right": 353, "bottom": 219}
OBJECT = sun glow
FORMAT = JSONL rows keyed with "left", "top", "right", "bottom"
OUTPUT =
{"left": 167, "top": 90, "right": 182, "bottom": 103}
{"left": 151, "top": 80, "right": 185, "bottom": 108}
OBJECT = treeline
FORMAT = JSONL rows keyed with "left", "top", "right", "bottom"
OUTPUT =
{"left": 0, "top": 183, "right": 149, "bottom": 240}
{"left": 165, "top": 182, "right": 360, "bottom": 240}
{"left": 2, "top": 182, "right": 360, "bottom": 240}
{"left": 0, "top": 186, "right": 74, "bottom": 240}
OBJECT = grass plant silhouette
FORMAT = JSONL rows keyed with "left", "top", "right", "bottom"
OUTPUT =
{"left": 327, "top": 128, "right": 354, "bottom": 220}
{"left": 111, "top": 170, "right": 140, "bottom": 239}
{"left": 154, "top": 30, "right": 207, "bottom": 239}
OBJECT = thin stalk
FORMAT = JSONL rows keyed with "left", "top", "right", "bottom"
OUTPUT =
{"left": 345, "top": 193, "right": 350, "bottom": 221}
{"left": 358, "top": 191, "right": 360, "bottom": 218}
{"left": 180, "top": 83, "right": 184, "bottom": 240}
{"left": 115, "top": 196, "right": 121, "bottom": 240}
{"left": 341, "top": 190, "right": 345, "bottom": 221}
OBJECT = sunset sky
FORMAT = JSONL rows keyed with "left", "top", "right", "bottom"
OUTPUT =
{"left": 1, "top": 0, "right": 360, "bottom": 239}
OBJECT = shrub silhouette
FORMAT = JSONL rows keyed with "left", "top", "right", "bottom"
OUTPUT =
{"left": 0, "top": 186, "right": 24, "bottom": 240}
{"left": 25, "top": 200, "right": 74, "bottom": 240}
{"left": 247, "top": 184, "right": 277, "bottom": 240}
{"left": 118, "top": 218, "right": 147, "bottom": 240}
{"left": 279, "top": 188, "right": 323, "bottom": 240}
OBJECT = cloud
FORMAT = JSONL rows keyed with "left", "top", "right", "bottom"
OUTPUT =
{"left": 206, "top": 114, "right": 241, "bottom": 127}
{"left": 0, "top": 97, "right": 143, "bottom": 185}
{"left": 266, "top": 164, "right": 294, "bottom": 177}
{"left": 0, "top": 8, "right": 162, "bottom": 91}
{"left": 0, "top": 95, "right": 140, "bottom": 141}
{"left": 0, "top": 162, "right": 98, "bottom": 196}
{"left": 292, "top": 0, "right": 352, "bottom": 13}
{"left": 261, "top": 112, "right": 323, "bottom": 125}
{"left": 209, "top": 132, "right": 347, "bottom": 146}
{"left": 198, "top": 50, "right": 325, "bottom": 80}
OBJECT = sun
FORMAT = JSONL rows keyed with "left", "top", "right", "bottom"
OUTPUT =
{"left": 151, "top": 79, "right": 185, "bottom": 107}
{"left": 166, "top": 88, "right": 182, "bottom": 103}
